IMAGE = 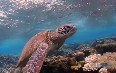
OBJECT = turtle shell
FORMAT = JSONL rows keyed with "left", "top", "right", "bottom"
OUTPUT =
{"left": 17, "top": 31, "right": 50, "bottom": 67}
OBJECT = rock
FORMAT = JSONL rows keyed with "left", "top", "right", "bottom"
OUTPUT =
{"left": 95, "top": 42, "right": 116, "bottom": 54}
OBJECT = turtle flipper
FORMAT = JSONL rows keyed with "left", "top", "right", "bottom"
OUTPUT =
{"left": 23, "top": 43, "right": 49, "bottom": 73}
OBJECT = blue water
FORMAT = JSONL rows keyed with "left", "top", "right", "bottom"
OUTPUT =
{"left": 0, "top": 0, "right": 116, "bottom": 55}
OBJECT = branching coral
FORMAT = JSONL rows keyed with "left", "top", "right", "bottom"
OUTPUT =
{"left": 84, "top": 54, "right": 101, "bottom": 63}
{"left": 83, "top": 54, "right": 101, "bottom": 71}
{"left": 70, "top": 61, "right": 84, "bottom": 70}
{"left": 71, "top": 65, "right": 81, "bottom": 70}
{"left": 83, "top": 52, "right": 116, "bottom": 72}
{"left": 99, "top": 68, "right": 109, "bottom": 73}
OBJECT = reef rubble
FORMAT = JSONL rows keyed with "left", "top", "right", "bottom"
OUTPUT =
{"left": 0, "top": 36, "right": 116, "bottom": 73}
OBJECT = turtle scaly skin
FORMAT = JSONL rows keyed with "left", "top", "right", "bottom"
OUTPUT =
{"left": 17, "top": 24, "right": 77, "bottom": 73}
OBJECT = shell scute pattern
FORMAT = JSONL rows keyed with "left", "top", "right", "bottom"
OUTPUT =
{"left": 17, "top": 31, "right": 50, "bottom": 67}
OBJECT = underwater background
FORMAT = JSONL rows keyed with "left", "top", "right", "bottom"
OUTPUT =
{"left": 0, "top": 0, "right": 116, "bottom": 56}
{"left": 0, "top": 0, "right": 116, "bottom": 73}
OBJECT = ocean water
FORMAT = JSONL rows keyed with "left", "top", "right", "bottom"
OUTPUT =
{"left": 0, "top": 0, "right": 116, "bottom": 55}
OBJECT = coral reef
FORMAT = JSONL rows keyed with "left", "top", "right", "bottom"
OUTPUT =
{"left": 0, "top": 36, "right": 116, "bottom": 73}
{"left": 0, "top": 55, "right": 18, "bottom": 68}
{"left": 83, "top": 52, "right": 116, "bottom": 72}
{"left": 99, "top": 68, "right": 109, "bottom": 73}
{"left": 0, "top": 55, "right": 18, "bottom": 73}
{"left": 40, "top": 36, "right": 116, "bottom": 73}
{"left": 95, "top": 42, "right": 116, "bottom": 54}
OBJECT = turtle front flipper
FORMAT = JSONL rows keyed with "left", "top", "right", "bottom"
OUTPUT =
{"left": 23, "top": 43, "right": 49, "bottom": 73}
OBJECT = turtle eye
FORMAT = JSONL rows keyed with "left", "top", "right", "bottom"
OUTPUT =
{"left": 64, "top": 26, "right": 71, "bottom": 31}
{"left": 66, "top": 26, "right": 71, "bottom": 29}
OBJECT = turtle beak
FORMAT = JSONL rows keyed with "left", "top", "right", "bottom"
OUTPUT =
{"left": 70, "top": 25, "right": 77, "bottom": 33}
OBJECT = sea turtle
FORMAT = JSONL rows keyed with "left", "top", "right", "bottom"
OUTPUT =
{"left": 17, "top": 24, "right": 77, "bottom": 73}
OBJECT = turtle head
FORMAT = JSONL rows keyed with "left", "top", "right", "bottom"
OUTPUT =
{"left": 55, "top": 24, "right": 77, "bottom": 39}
